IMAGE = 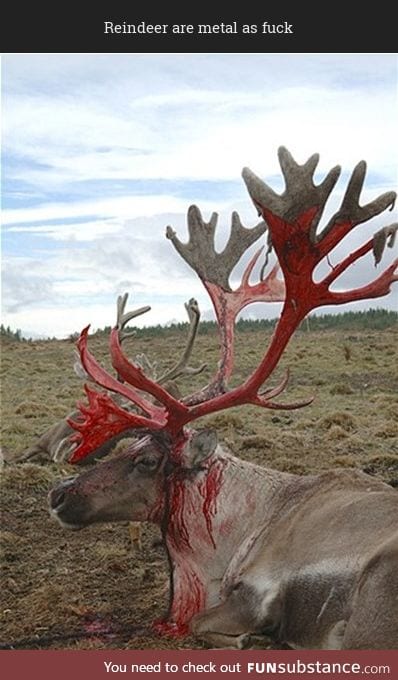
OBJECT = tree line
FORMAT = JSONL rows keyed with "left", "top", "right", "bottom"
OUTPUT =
{"left": 1, "top": 309, "right": 397, "bottom": 343}
{"left": 93, "top": 308, "right": 398, "bottom": 337}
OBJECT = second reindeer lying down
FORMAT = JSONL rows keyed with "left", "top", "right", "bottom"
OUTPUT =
{"left": 49, "top": 148, "right": 398, "bottom": 649}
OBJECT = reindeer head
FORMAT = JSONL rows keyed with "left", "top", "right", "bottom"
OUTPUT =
{"left": 49, "top": 429, "right": 219, "bottom": 531}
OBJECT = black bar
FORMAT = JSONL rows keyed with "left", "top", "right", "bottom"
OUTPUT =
{"left": 1, "top": 5, "right": 396, "bottom": 53}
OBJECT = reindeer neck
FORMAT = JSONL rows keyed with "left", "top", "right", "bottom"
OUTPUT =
{"left": 162, "top": 446, "right": 293, "bottom": 559}
{"left": 158, "top": 447, "right": 295, "bottom": 634}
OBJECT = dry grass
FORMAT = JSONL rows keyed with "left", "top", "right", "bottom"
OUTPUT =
{"left": 1, "top": 325, "right": 398, "bottom": 649}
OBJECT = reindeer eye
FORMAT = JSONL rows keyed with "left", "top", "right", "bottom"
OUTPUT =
{"left": 136, "top": 457, "right": 158, "bottom": 473}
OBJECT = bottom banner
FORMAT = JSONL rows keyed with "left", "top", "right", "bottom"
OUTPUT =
{"left": 1, "top": 649, "right": 397, "bottom": 680}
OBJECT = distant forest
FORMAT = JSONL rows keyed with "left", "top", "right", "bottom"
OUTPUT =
{"left": 128, "top": 308, "right": 398, "bottom": 337}
{"left": 2, "top": 309, "right": 396, "bottom": 343}
{"left": 98, "top": 308, "right": 398, "bottom": 338}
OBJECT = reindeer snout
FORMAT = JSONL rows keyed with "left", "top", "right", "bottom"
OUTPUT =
{"left": 49, "top": 476, "right": 77, "bottom": 510}
{"left": 48, "top": 476, "right": 90, "bottom": 530}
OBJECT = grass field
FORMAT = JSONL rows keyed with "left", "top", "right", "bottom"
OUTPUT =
{"left": 1, "top": 323, "right": 398, "bottom": 649}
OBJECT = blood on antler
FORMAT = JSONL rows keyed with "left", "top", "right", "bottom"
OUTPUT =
{"left": 69, "top": 147, "right": 397, "bottom": 463}
{"left": 68, "top": 296, "right": 205, "bottom": 462}
{"left": 73, "top": 294, "right": 151, "bottom": 382}
{"left": 167, "top": 208, "right": 285, "bottom": 399}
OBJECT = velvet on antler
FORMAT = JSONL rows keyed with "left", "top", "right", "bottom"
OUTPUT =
{"left": 69, "top": 147, "right": 397, "bottom": 464}
{"left": 167, "top": 208, "right": 285, "bottom": 400}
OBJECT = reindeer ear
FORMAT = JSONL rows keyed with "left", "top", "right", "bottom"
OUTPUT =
{"left": 186, "top": 429, "right": 218, "bottom": 468}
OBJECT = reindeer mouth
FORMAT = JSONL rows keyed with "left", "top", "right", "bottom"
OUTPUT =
{"left": 49, "top": 506, "right": 84, "bottom": 531}
{"left": 48, "top": 478, "right": 87, "bottom": 530}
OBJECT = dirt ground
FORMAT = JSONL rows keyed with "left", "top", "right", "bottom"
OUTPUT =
{"left": 1, "top": 325, "right": 397, "bottom": 649}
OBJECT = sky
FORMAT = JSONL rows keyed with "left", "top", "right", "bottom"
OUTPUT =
{"left": 2, "top": 53, "right": 397, "bottom": 339}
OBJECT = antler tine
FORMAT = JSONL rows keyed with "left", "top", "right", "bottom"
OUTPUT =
{"left": 219, "top": 212, "right": 268, "bottom": 285}
{"left": 243, "top": 146, "right": 342, "bottom": 231}
{"left": 116, "top": 298, "right": 207, "bottom": 385}
{"left": 327, "top": 162, "right": 395, "bottom": 229}
{"left": 158, "top": 298, "right": 207, "bottom": 383}
{"left": 73, "top": 348, "right": 89, "bottom": 381}
{"left": 116, "top": 292, "right": 151, "bottom": 343}
{"left": 166, "top": 206, "right": 267, "bottom": 291}
{"left": 166, "top": 208, "right": 221, "bottom": 282}
{"left": 114, "top": 293, "right": 152, "bottom": 382}
{"left": 316, "top": 163, "right": 396, "bottom": 254}
{"left": 109, "top": 300, "right": 189, "bottom": 417}
{"left": 134, "top": 353, "right": 158, "bottom": 379}
{"left": 373, "top": 224, "right": 398, "bottom": 266}
{"left": 68, "top": 385, "right": 166, "bottom": 463}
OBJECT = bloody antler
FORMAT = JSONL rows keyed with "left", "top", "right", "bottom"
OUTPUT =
{"left": 184, "top": 149, "right": 397, "bottom": 418}
{"left": 69, "top": 148, "right": 397, "bottom": 463}
{"left": 69, "top": 294, "right": 212, "bottom": 462}
{"left": 242, "top": 148, "right": 397, "bottom": 311}
{"left": 68, "top": 296, "right": 190, "bottom": 462}
{"left": 167, "top": 208, "right": 285, "bottom": 400}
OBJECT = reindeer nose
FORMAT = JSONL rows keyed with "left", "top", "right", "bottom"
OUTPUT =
{"left": 49, "top": 477, "right": 76, "bottom": 509}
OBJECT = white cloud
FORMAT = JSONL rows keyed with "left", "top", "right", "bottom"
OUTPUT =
{"left": 4, "top": 76, "right": 397, "bottom": 187}
{"left": 6, "top": 219, "right": 123, "bottom": 241}
{"left": 2, "top": 195, "right": 208, "bottom": 226}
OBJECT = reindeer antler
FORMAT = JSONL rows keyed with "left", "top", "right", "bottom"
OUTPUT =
{"left": 158, "top": 298, "right": 207, "bottom": 383}
{"left": 116, "top": 292, "right": 151, "bottom": 342}
{"left": 69, "top": 295, "right": 208, "bottom": 461}
{"left": 184, "top": 149, "right": 397, "bottom": 419}
{"left": 167, "top": 208, "right": 285, "bottom": 400}
{"left": 117, "top": 294, "right": 207, "bottom": 384}
{"left": 242, "top": 147, "right": 395, "bottom": 237}
{"left": 242, "top": 148, "right": 397, "bottom": 310}
{"left": 73, "top": 295, "right": 151, "bottom": 382}
{"left": 166, "top": 208, "right": 267, "bottom": 290}
{"left": 69, "top": 148, "right": 397, "bottom": 463}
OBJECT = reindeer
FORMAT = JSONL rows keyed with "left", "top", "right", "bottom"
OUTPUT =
{"left": 49, "top": 148, "right": 398, "bottom": 649}
{"left": 22, "top": 298, "right": 204, "bottom": 550}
